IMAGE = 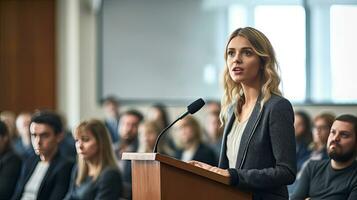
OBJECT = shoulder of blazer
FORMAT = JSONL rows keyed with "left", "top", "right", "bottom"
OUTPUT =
{"left": 52, "top": 152, "right": 74, "bottom": 170}
{"left": 98, "top": 166, "right": 122, "bottom": 183}
{"left": 23, "top": 153, "right": 40, "bottom": 172}
{"left": 44, "top": 151, "right": 74, "bottom": 180}
{"left": 263, "top": 94, "right": 291, "bottom": 110}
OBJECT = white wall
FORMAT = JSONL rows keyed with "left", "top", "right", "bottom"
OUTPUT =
{"left": 57, "top": 0, "right": 104, "bottom": 128}
{"left": 101, "top": 0, "right": 226, "bottom": 101}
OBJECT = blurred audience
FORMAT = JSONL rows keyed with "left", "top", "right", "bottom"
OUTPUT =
{"left": 114, "top": 109, "right": 143, "bottom": 199}
{"left": 205, "top": 100, "right": 221, "bottom": 114}
{"left": 147, "top": 103, "right": 170, "bottom": 131}
{"left": 102, "top": 96, "right": 121, "bottom": 144}
{"left": 12, "top": 111, "right": 74, "bottom": 200}
{"left": 138, "top": 120, "right": 174, "bottom": 156}
{"left": 291, "top": 114, "right": 357, "bottom": 199}
{"left": 2, "top": 103, "right": 355, "bottom": 200}
{"left": 203, "top": 110, "right": 223, "bottom": 162}
{"left": 294, "top": 110, "right": 313, "bottom": 172}
{"left": 0, "top": 111, "right": 18, "bottom": 141}
{"left": 309, "top": 112, "right": 336, "bottom": 160}
{"left": 0, "top": 120, "right": 22, "bottom": 200}
{"left": 147, "top": 103, "right": 177, "bottom": 151}
{"left": 64, "top": 119, "right": 122, "bottom": 200}
{"left": 13, "top": 112, "right": 34, "bottom": 158}
{"left": 289, "top": 112, "right": 335, "bottom": 195}
{"left": 58, "top": 114, "right": 76, "bottom": 162}
{"left": 174, "top": 116, "right": 217, "bottom": 166}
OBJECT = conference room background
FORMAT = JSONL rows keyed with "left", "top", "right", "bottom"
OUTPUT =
{"left": 1, "top": 0, "right": 356, "bottom": 128}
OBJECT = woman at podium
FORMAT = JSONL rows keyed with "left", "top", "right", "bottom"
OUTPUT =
{"left": 190, "top": 27, "right": 296, "bottom": 200}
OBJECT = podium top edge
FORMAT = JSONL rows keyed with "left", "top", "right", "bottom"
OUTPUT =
{"left": 121, "top": 152, "right": 157, "bottom": 160}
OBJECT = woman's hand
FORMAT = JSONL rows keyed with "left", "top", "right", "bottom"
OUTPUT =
{"left": 188, "top": 160, "right": 230, "bottom": 177}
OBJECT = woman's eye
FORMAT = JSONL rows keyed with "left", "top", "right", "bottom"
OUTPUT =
{"left": 227, "top": 51, "right": 235, "bottom": 57}
{"left": 243, "top": 50, "right": 252, "bottom": 56}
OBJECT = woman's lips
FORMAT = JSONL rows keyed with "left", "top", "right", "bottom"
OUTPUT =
{"left": 232, "top": 67, "right": 243, "bottom": 74}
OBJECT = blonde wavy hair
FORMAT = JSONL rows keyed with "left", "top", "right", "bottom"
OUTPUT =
{"left": 220, "top": 27, "right": 282, "bottom": 123}
{"left": 73, "top": 119, "right": 118, "bottom": 185}
{"left": 138, "top": 120, "right": 161, "bottom": 153}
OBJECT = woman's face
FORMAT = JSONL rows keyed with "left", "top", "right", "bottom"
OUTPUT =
{"left": 313, "top": 118, "right": 330, "bottom": 146}
{"left": 141, "top": 126, "right": 157, "bottom": 149}
{"left": 206, "top": 114, "right": 221, "bottom": 138}
{"left": 294, "top": 114, "right": 306, "bottom": 138}
{"left": 226, "top": 36, "right": 262, "bottom": 85}
{"left": 75, "top": 130, "right": 99, "bottom": 162}
{"left": 148, "top": 108, "right": 165, "bottom": 129}
{"left": 179, "top": 123, "right": 196, "bottom": 146}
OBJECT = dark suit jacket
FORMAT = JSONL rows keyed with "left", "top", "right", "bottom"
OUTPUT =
{"left": 114, "top": 138, "right": 139, "bottom": 199}
{"left": 219, "top": 94, "right": 297, "bottom": 200}
{"left": 176, "top": 142, "right": 218, "bottom": 166}
{"left": 104, "top": 118, "right": 119, "bottom": 143}
{"left": 12, "top": 151, "right": 74, "bottom": 200}
{"left": 0, "top": 148, "right": 22, "bottom": 200}
{"left": 64, "top": 165, "right": 123, "bottom": 200}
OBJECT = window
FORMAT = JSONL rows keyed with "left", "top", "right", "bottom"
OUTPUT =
{"left": 228, "top": 5, "right": 247, "bottom": 33}
{"left": 255, "top": 6, "right": 306, "bottom": 102}
{"left": 330, "top": 5, "right": 357, "bottom": 103}
{"left": 228, "top": 1, "right": 357, "bottom": 104}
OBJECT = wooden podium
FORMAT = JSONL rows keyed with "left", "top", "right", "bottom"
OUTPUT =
{"left": 122, "top": 153, "right": 252, "bottom": 200}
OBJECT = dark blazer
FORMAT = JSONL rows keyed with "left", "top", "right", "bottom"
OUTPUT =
{"left": 176, "top": 142, "right": 218, "bottom": 166}
{"left": 64, "top": 165, "right": 123, "bottom": 200}
{"left": 219, "top": 94, "right": 297, "bottom": 200}
{"left": 115, "top": 138, "right": 139, "bottom": 185}
{"left": 0, "top": 149, "right": 22, "bottom": 200}
{"left": 295, "top": 140, "right": 311, "bottom": 172}
{"left": 104, "top": 118, "right": 119, "bottom": 143}
{"left": 12, "top": 151, "right": 74, "bottom": 200}
{"left": 115, "top": 138, "right": 139, "bottom": 199}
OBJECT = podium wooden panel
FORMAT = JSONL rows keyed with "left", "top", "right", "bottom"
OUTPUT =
{"left": 122, "top": 153, "right": 252, "bottom": 200}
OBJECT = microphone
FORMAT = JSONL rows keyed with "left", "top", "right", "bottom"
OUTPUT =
{"left": 152, "top": 98, "right": 205, "bottom": 153}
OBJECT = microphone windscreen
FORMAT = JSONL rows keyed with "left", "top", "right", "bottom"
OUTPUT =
{"left": 187, "top": 98, "right": 205, "bottom": 114}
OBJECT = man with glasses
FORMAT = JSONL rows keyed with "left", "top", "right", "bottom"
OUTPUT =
{"left": 310, "top": 113, "right": 336, "bottom": 160}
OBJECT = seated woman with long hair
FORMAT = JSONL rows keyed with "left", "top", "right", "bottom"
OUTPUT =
{"left": 138, "top": 120, "right": 174, "bottom": 156}
{"left": 174, "top": 116, "right": 217, "bottom": 166}
{"left": 64, "top": 119, "right": 122, "bottom": 200}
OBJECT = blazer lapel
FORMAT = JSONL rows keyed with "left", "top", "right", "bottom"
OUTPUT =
{"left": 38, "top": 152, "right": 60, "bottom": 195}
{"left": 219, "top": 104, "right": 236, "bottom": 168}
{"left": 235, "top": 98, "right": 263, "bottom": 169}
{"left": 24, "top": 156, "right": 40, "bottom": 184}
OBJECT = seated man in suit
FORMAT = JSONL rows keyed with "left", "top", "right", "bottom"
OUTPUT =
{"left": 102, "top": 96, "right": 121, "bottom": 144}
{"left": 12, "top": 111, "right": 74, "bottom": 200}
{"left": 291, "top": 114, "right": 357, "bottom": 200}
{"left": 114, "top": 109, "right": 143, "bottom": 199}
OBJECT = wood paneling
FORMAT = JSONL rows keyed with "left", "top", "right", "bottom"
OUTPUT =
{"left": 0, "top": 0, "right": 56, "bottom": 113}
